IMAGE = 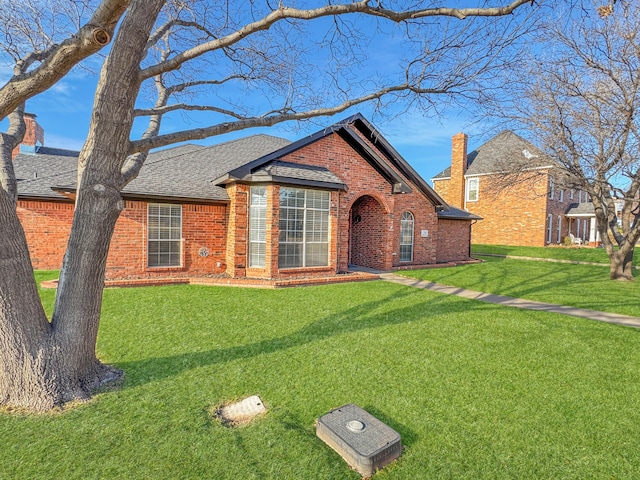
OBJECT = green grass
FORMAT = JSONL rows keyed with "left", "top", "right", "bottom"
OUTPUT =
{"left": 2, "top": 273, "right": 640, "bottom": 478}
{"left": 399, "top": 256, "right": 640, "bottom": 317}
{"left": 472, "top": 243, "right": 640, "bottom": 265}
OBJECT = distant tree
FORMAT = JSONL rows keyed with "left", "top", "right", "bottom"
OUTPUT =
{"left": 0, "top": 0, "right": 536, "bottom": 412}
{"left": 484, "top": 0, "right": 640, "bottom": 280}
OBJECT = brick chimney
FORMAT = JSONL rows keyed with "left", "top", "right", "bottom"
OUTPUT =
{"left": 449, "top": 132, "right": 468, "bottom": 209}
{"left": 11, "top": 112, "right": 44, "bottom": 160}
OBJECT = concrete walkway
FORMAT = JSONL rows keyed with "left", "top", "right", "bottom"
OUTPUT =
{"left": 377, "top": 272, "right": 640, "bottom": 329}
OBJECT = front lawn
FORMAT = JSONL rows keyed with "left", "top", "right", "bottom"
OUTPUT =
{"left": 472, "top": 243, "right": 640, "bottom": 265}
{"left": 399, "top": 256, "right": 640, "bottom": 317}
{"left": 2, "top": 272, "right": 640, "bottom": 478}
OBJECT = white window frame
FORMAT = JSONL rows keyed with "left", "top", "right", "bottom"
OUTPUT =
{"left": 548, "top": 176, "right": 555, "bottom": 199}
{"left": 249, "top": 186, "right": 267, "bottom": 268}
{"left": 559, "top": 189, "right": 564, "bottom": 202}
{"left": 278, "top": 187, "right": 330, "bottom": 269}
{"left": 147, "top": 203, "right": 182, "bottom": 268}
{"left": 399, "top": 211, "right": 414, "bottom": 262}
{"left": 557, "top": 215, "right": 562, "bottom": 243}
{"left": 546, "top": 214, "right": 553, "bottom": 244}
{"left": 570, "top": 189, "right": 575, "bottom": 200}
{"left": 466, "top": 177, "right": 479, "bottom": 202}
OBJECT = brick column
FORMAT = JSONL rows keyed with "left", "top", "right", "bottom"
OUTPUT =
{"left": 449, "top": 133, "right": 468, "bottom": 209}
{"left": 12, "top": 113, "right": 45, "bottom": 160}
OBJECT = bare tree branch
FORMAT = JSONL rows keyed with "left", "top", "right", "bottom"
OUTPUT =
{"left": 0, "top": 0, "right": 129, "bottom": 120}
{"left": 139, "top": 0, "right": 532, "bottom": 80}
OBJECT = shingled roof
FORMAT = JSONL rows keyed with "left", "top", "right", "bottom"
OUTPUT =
{"left": 13, "top": 114, "right": 479, "bottom": 222}
{"left": 432, "top": 130, "right": 553, "bottom": 180}
{"left": 14, "top": 135, "right": 291, "bottom": 202}
{"left": 565, "top": 202, "right": 595, "bottom": 217}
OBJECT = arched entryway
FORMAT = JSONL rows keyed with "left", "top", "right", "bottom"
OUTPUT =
{"left": 349, "top": 195, "right": 387, "bottom": 270}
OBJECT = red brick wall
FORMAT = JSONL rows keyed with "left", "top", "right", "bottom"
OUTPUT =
{"left": 434, "top": 171, "right": 587, "bottom": 247}
{"left": 107, "top": 201, "right": 227, "bottom": 280}
{"left": 18, "top": 198, "right": 228, "bottom": 279}
{"left": 17, "top": 200, "right": 74, "bottom": 269}
{"left": 350, "top": 195, "right": 387, "bottom": 269}
{"left": 276, "top": 133, "right": 459, "bottom": 271}
{"left": 466, "top": 173, "right": 549, "bottom": 246}
{"left": 393, "top": 193, "right": 439, "bottom": 266}
{"left": 437, "top": 219, "right": 471, "bottom": 262}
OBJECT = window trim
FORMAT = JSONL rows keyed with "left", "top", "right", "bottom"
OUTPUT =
{"left": 248, "top": 186, "right": 267, "bottom": 268}
{"left": 399, "top": 211, "right": 414, "bottom": 263}
{"left": 546, "top": 214, "right": 553, "bottom": 244}
{"left": 548, "top": 176, "right": 555, "bottom": 199}
{"left": 557, "top": 215, "right": 562, "bottom": 243}
{"left": 466, "top": 177, "right": 479, "bottom": 202}
{"left": 278, "top": 187, "right": 330, "bottom": 269}
{"left": 147, "top": 203, "right": 182, "bottom": 268}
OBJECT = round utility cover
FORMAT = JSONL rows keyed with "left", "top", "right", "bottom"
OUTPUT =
{"left": 346, "top": 420, "right": 365, "bottom": 432}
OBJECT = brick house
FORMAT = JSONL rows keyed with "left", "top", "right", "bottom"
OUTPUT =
{"left": 14, "top": 113, "right": 479, "bottom": 283}
{"left": 432, "top": 130, "right": 598, "bottom": 247}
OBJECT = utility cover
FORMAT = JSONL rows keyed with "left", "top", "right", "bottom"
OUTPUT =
{"left": 216, "top": 395, "right": 266, "bottom": 426}
{"left": 316, "top": 404, "right": 402, "bottom": 477}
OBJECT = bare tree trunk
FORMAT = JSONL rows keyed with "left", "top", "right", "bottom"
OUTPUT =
{"left": 0, "top": 0, "right": 164, "bottom": 412}
{"left": 0, "top": 189, "right": 55, "bottom": 410}
{"left": 46, "top": 0, "right": 165, "bottom": 403}
{"left": 610, "top": 246, "right": 635, "bottom": 281}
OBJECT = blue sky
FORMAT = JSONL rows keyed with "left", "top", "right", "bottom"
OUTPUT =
{"left": 4, "top": 7, "right": 496, "bottom": 185}
{"left": 20, "top": 76, "right": 481, "bottom": 184}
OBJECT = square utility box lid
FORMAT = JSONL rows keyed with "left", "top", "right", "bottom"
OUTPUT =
{"left": 316, "top": 404, "right": 402, "bottom": 477}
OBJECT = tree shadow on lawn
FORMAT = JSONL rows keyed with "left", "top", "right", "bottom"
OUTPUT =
{"left": 425, "top": 258, "right": 640, "bottom": 315}
{"left": 116, "top": 286, "right": 490, "bottom": 390}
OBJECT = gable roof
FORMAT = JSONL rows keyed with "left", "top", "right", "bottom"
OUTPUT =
{"left": 216, "top": 113, "right": 447, "bottom": 205}
{"left": 432, "top": 130, "right": 553, "bottom": 180}
{"left": 14, "top": 113, "right": 479, "bottom": 221}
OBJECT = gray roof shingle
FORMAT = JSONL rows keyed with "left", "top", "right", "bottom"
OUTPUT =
{"left": 14, "top": 135, "right": 292, "bottom": 202}
{"left": 14, "top": 147, "right": 79, "bottom": 199}
{"left": 122, "top": 135, "right": 291, "bottom": 201}
{"left": 249, "top": 160, "right": 346, "bottom": 189}
{"left": 432, "top": 130, "right": 552, "bottom": 180}
{"left": 565, "top": 202, "right": 595, "bottom": 216}
{"left": 437, "top": 205, "right": 482, "bottom": 220}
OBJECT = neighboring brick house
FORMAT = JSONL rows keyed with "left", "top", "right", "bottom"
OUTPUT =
{"left": 14, "top": 113, "right": 479, "bottom": 282}
{"left": 432, "top": 130, "right": 598, "bottom": 247}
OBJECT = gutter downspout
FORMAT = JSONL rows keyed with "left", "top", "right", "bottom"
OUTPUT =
{"left": 469, "top": 219, "right": 478, "bottom": 258}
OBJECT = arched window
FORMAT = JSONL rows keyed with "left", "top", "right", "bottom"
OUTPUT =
{"left": 400, "top": 211, "right": 414, "bottom": 262}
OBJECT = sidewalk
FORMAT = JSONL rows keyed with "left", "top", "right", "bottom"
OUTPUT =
{"left": 378, "top": 272, "right": 640, "bottom": 329}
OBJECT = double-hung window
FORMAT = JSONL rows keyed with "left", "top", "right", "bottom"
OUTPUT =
{"left": 278, "top": 188, "right": 330, "bottom": 268}
{"left": 249, "top": 187, "right": 267, "bottom": 267}
{"left": 148, "top": 203, "right": 182, "bottom": 267}
{"left": 466, "top": 177, "right": 479, "bottom": 202}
